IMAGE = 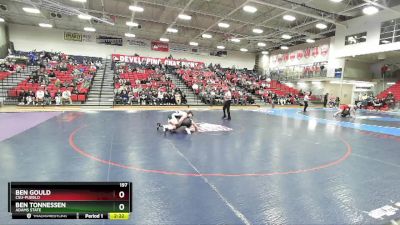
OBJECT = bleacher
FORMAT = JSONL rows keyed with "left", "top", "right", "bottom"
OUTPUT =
{"left": 0, "top": 71, "right": 12, "bottom": 81}
{"left": 117, "top": 70, "right": 175, "bottom": 90}
{"left": 256, "top": 80, "right": 299, "bottom": 97}
{"left": 7, "top": 64, "right": 94, "bottom": 103}
{"left": 113, "top": 66, "right": 177, "bottom": 105}
{"left": 377, "top": 80, "right": 400, "bottom": 100}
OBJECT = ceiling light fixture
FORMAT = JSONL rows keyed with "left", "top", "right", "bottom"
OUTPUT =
{"left": 189, "top": 42, "right": 198, "bottom": 46}
{"left": 217, "top": 45, "right": 225, "bottom": 49}
{"left": 240, "top": 48, "right": 248, "bottom": 52}
{"left": 283, "top": 15, "right": 296, "bottom": 21}
{"left": 330, "top": 0, "right": 343, "bottom": 2}
{"left": 316, "top": 23, "right": 327, "bottom": 29}
{"left": 230, "top": 38, "right": 240, "bottom": 43}
{"left": 126, "top": 21, "right": 139, "bottom": 27}
{"left": 363, "top": 5, "right": 379, "bottom": 15}
{"left": 125, "top": 33, "right": 135, "bottom": 38}
{"left": 0, "top": 18, "right": 4, "bottom": 22}
{"left": 202, "top": 33, "right": 212, "bottom": 39}
{"left": 78, "top": 14, "right": 92, "bottom": 20}
{"left": 84, "top": 27, "right": 96, "bottom": 32}
{"left": 282, "top": 34, "right": 292, "bottom": 39}
{"left": 253, "top": 28, "right": 263, "bottom": 34}
{"left": 160, "top": 38, "right": 169, "bottom": 42}
{"left": 261, "top": 51, "right": 269, "bottom": 55}
{"left": 243, "top": 5, "right": 257, "bottom": 13}
{"left": 23, "top": 7, "right": 40, "bottom": 14}
{"left": 218, "top": 22, "right": 230, "bottom": 28}
{"left": 306, "top": 39, "right": 316, "bottom": 43}
{"left": 178, "top": 14, "right": 192, "bottom": 20}
{"left": 71, "top": 0, "right": 87, "bottom": 2}
{"left": 281, "top": 46, "right": 289, "bottom": 50}
{"left": 166, "top": 28, "right": 178, "bottom": 33}
{"left": 38, "top": 23, "right": 53, "bottom": 28}
{"left": 258, "top": 42, "right": 266, "bottom": 47}
{"left": 129, "top": 5, "right": 144, "bottom": 12}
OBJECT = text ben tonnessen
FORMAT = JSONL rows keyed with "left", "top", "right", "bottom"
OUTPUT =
{"left": 15, "top": 202, "right": 67, "bottom": 212}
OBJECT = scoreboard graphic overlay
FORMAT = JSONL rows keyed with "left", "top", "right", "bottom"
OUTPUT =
{"left": 8, "top": 182, "right": 132, "bottom": 220}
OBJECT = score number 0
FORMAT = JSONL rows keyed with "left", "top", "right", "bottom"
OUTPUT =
{"left": 118, "top": 183, "right": 128, "bottom": 211}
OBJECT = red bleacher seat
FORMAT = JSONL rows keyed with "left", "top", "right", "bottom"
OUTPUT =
{"left": 77, "top": 94, "right": 86, "bottom": 102}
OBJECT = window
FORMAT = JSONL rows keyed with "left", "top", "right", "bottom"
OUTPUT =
{"left": 380, "top": 18, "right": 400, "bottom": 45}
{"left": 345, "top": 32, "right": 367, "bottom": 45}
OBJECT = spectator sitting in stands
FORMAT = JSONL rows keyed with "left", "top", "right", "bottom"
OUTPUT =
{"left": 163, "top": 92, "right": 170, "bottom": 105}
{"left": 72, "top": 86, "right": 80, "bottom": 94}
{"left": 62, "top": 89, "right": 72, "bottom": 105}
{"left": 58, "top": 62, "right": 68, "bottom": 71}
{"left": 127, "top": 91, "right": 136, "bottom": 105}
{"left": 26, "top": 90, "right": 35, "bottom": 105}
{"left": 44, "top": 89, "right": 51, "bottom": 105}
{"left": 181, "top": 92, "right": 187, "bottom": 105}
{"left": 386, "top": 92, "right": 395, "bottom": 110}
{"left": 63, "top": 80, "right": 71, "bottom": 88}
{"left": 55, "top": 79, "right": 62, "bottom": 88}
{"left": 372, "top": 98, "right": 383, "bottom": 109}
{"left": 157, "top": 90, "right": 164, "bottom": 105}
{"left": 175, "top": 90, "right": 182, "bottom": 105}
{"left": 18, "top": 90, "right": 27, "bottom": 105}
{"left": 139, "top": 91, "right": 147, "bottom": 105}
{"left": 36, "top": 88, "right": 45, "bottom": 105}
{"left": 55, "top": 89, "right": 62, "bottom": 105}
{"left": 0, "top": 60, "right": 7, "bottom": 72}
{"left": 48, "top": 70, "right": 56, "bottom": 79}
{"left": 120, "top": 90, "right": 129, "bottom": 105}
{"left": 28, "top": 71, "right": 39, "bottom": 83}
{"left": 16, "top": 64, "right": 22, "bottom": 73}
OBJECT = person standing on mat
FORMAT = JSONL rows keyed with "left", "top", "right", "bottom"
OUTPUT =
{"left": 303, "top": 91, "right": 310, "bottom": 112}
{"left": 323, "top": 93, "right": 329, "bottom": 108}
{"left": 222, "top": 88, "right": 232, "bottom": 120}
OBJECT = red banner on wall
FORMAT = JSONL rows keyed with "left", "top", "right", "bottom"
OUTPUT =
{"left": 151, "top": 41, "right": 169, "bottom": 52}
{"left": 112, "top": 54, "right": 205, "bottom": 69}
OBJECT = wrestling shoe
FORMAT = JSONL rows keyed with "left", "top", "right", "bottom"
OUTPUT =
{"left": 156, "top": 123, "right": 161, "bottom": 130}
{"left": 185, "top": 128, "right": 191, "bottom": 134}
{"left": 163, "top": 125, "right": 169, "bottom": 135}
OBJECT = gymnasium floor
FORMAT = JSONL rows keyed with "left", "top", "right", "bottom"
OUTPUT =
{"left": 0, "top": 108, "right": 399, "bottom": 225}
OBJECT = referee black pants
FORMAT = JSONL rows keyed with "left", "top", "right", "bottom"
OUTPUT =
{"left": 223, "top": 100, "right": 231, "bottom": 119}
{"left": 304, "top": 101, "right": 309, "bottom": 112}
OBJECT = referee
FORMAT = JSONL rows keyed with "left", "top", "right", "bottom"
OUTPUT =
{"left": 222, "top": 88, "right": 232, "bottom": 120}
{"left": 303, "top": 91, "right": 310, "bottom": 112}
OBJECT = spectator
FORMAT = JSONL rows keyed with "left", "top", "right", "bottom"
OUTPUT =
{"left": 335, "top": 97, "right": 341, "bottom": 108}
{"left": 120, "top": 90, "right": 129, "bottom": 105}
{"left": 26, "top": 90, "right": 35, "bottom": 105}
{"left": 157, "top": 90, "right": 164, "bottom": 105}
{"left": 44, "top": 89, "right": 51, "bottom": 105}
{"left": 55, "top": 79, "right": 62, "bottom": 88}
{"left": 175, "top": 91, "right": 182, "bottom": 105}
{"left": 385, "top": 92, "right": 395, "bottom": 110}
{"left": 192, "top": 83, "right": 199, "bottom": 92}
{"left": 323, "top": 93, "right": 329, "bottom": 108}
{"left": 72, "top": 86, "right": 80, "bottom": 94}
{"left": 48, "top": 70, "right": 56, "bottom": 79}
{"left": 62, "top": 89, "right": 72, "bottom": 105}
{"left": 18, "top": 90, "right": 27, "bottom": 105}
{"left": 127, "top": 91, "right": 136, "bottom": 105}
{"left": 36, "top": 88, "right": 45, "bottom": 105}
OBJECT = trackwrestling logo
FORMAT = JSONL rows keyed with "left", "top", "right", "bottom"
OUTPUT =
{"left": 196, "top": 123, "right": 233, "bottom": 133}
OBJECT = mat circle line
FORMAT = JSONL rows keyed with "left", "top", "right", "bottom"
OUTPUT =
{"left": 69, "top": 125, "right": 352, "bottom": 177}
